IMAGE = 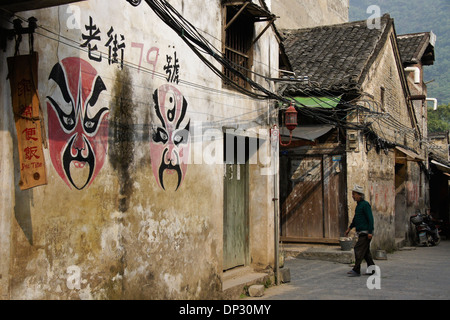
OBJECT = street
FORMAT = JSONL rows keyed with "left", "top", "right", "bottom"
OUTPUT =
{"left": 249, "top": 240, "right": 450, "bottom": 300}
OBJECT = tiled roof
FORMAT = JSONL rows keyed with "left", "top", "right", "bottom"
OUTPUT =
{"left": 279, "top": 14, "right": 393, "bottom": 95}
{"left": 397, "top": 32, "right": 435, "bottom": 65}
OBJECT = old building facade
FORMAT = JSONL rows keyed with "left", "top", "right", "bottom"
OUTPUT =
{"left": 2, "top": 0, "right": 439, "bottom": 300}
{"left": 278, "top": 14, "right": 433, "bottom": 251}
{"left": 0, "top": 0, "right": 284, "bottom": 299}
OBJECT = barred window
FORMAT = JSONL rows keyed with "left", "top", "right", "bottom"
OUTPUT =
{"left": 222, "top": 1, "right": 275, "bottom": 90}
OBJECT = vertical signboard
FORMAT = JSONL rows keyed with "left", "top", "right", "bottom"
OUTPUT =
{"left": 7, "top": 53, "right": 47, "bottom": 190}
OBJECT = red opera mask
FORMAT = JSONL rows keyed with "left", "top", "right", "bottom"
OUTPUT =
{"left": 150, "top": 84, "right": 190, "bottom": 191}
{"left": 47, "top": 57, "right": 109, "bottom": 190}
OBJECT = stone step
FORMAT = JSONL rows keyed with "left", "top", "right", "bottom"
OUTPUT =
{"left": 221, "top": 266, "right": 272, "bottom": 299}
{"left": 283, "top": 244, "right": 354, "bottom": 264}
{"left": 395, "top": 237, "right": 406, "bottom": 249}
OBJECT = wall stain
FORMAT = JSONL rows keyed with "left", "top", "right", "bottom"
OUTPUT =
{"left": 108, "top": 68, "right": 136, "bottom": 213}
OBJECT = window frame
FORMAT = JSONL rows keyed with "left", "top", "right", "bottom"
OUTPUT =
{"left": 221, "top": 1, "right": 276, "bottom": 90}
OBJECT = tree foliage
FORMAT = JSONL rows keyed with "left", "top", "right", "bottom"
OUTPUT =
{"left": 428, "top": 104, "right": 450, "bottom": 133}
{"left": 349, "top": 0, "right": 450, "bottom": 105}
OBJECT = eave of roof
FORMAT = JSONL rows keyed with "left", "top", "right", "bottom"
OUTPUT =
{"left": 397, "top": 32, "right": 435, "bottom": 66}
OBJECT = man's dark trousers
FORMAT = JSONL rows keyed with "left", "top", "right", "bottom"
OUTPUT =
{"left": 353, "top": 234, "right": 375, "bottom": 274}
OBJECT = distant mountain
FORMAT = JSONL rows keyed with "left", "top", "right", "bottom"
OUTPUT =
{"left": 349, "top": 0, "right": 450, "bottom": 106}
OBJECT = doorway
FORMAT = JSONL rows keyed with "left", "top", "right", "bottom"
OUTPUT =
{"left": 223, "top": 162, "right": 249, "bottom": 270}
{"left": 223, "top": 133, "right": 250, "bottom": 271}
{"left": 280, "top": 154, "right": 347, "bottom": 243}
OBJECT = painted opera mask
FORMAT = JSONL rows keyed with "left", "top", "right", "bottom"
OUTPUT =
{"left": 47, "top": 57, "right": 109, "bottom": 190}
{"left": 150, "top": 84, "right": 190, "bottom": 191}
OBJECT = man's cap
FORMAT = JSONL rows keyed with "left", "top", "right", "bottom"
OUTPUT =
{"left": 352, "top": 184, "right": 364, "bottom": 194}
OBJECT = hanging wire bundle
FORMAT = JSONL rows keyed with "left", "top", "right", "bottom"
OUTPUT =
{"left": 0, "top": 1, "right": 427, "bottom": 153}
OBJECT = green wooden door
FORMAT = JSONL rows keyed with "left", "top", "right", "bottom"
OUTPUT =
{"left": 223, "top": 162, "right": 249, "bottom": 271}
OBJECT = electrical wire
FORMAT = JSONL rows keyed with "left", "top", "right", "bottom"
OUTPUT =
{"left": 141, "top": 0, "right": 371, "bottom": 132}
{"left": 1, "top": 3, "right": 425, "bottom": 152}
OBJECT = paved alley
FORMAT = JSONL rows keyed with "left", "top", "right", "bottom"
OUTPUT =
{"left": 249, "top": 240, "right": 450, "bottom": 300}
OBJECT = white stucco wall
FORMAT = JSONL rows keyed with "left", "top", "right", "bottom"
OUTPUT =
{"left": 272, "top": 0, "right": 349, "bottom": 29}
{"left": 0, "top": 0, "right": 279, "bottom": 299}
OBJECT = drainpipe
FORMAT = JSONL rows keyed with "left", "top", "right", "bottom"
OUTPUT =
{"left": 266, "top": 68, "right": 280, "bottom": 286}
{"left": 405, "top": 67, "right": 421, "bottom": 84}
{"left": 271, "top": 125, "right": 280, "bottom": 286}
{"left": 427, "top": 98, "right": 438, "bottom": 111}
{"left": 274, "top": 158, "right": 280, "bottom": 285}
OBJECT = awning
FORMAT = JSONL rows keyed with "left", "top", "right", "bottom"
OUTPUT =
{"left": 224, "top": 1, "right": 276, "bottom": 23}
{"left": 224, "top": 1, "right": 276, "bottom": 56}
{"left": 281, "top": 125, "right": 335, "bottom": 141}
{"left": 293, "top": 96, "right": 342, "bottom": 109}
{"left": 431, "top": 160, "right": 450, "bottom": 174}
{"left": 395, "top": 146, "right": 426, "bottom": 162}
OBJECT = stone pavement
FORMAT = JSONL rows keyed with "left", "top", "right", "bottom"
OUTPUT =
{"left": 247, "top": 240, "right": 450, "bottom": 300}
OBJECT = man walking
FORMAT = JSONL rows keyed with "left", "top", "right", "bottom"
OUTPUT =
{"left": 345, "top": 185, "right": 375, "bottom": 277}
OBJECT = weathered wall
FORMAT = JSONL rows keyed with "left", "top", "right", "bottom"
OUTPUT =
{"left": 0, "top": 0, "right": 278, "bottom": 299}
{"left": 347, "top": 27, "right": 425, "bottom": 251}
{"left": 0, "top": 15, "right": 14, "bottom": 299}
{"left": 397, "top": 46, "right": 430, "bottom": 243}
{"left": 272, "top": 0, "right": 349, "bottom": 29}
{"left": 347, "top": 142, "right": 396, "bottom": 251}
{"left": 367, "top": 149, "right": 396, "bottom": 250}
{"left": 361, "top": 33, "right": 418, "bottom": 149}
{"left": 407, "top": 63, "right": 428, "bottom": 141}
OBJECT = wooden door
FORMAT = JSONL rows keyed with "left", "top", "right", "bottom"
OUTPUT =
{"left": 281, "top": 155, "right": 346, "bottom": 243}
{"left": 323, "top": 155, "right": 346, "bottom": 239}
{"left": 282, "top": 157, "right": 324, "bottom": 239}
{"left": 223, "top": 162, "right": 249, "bottom": 270}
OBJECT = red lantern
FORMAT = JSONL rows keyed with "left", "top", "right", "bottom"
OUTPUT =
{"left": 279, "top": 103, "right": 298, "bottom": 147}
{"left": 284, "top": 104, "right": 298, "bottom": 131}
